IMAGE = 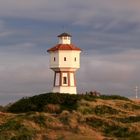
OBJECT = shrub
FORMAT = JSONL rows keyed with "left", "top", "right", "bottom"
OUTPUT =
{"left": 131, "top": 104, "right": 140, "bottom": 110}
{"left": 78, "top": 105, "right": 118, "bottom": 115}
{"left": 43, "top": 104, "right": 61, "bottom": 113}
{"left": 7, "top": 98, "right": 37, "bottom": 113}
{"left": 94, "top": 105, "right": 119, "bottom": 115}
{"left": 7, "top": 93, "right": 130, "bottom": 113}
{"left": 11, "top": 134, "right": 32, "bottom": 140}
{"left": 100, "top": 95, "right": 130, "bottom": 101}
{"left": 85, "top": 116, "right": 139, "bottom": 138}
{"left": 0, "top": 106, "right": 4, "bottom": 112}
{"left": 121, "top": 103, "right": 140, "bottom": 110}
{"left": 128, "top": 136, "right": 140, "bottom": 140}
{"left": 116, "top": 116, "right": 140, "bottom": 123}
{"left": 104, "top": 124, "right": 128, "bottom": 137}
{"left": 0, "top": 135, "right": 10, "bottom": 140}
{"left": 32, "top": 115, "right": 46, "bottom": 127}
{"left": 8, "top": 93, "right": 81, "bottom": 113}
{"left": 59, "top": 110, "right": 70, "bottom": 125}
{"left": 0, "top": 120, "right": 23, "bottom": 132}
{"left": 85, "top": 116, "right": 107, "bottom": 128}
{"left": 78, "top": 107, "right": 95, "bottom": 115}
{"left": 104, "top": 125, "right": 138, "bottom": 138}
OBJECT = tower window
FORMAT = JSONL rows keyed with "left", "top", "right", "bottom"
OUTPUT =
{"left": 64, "top": 57, "right": 66, "bottom": 61}
{"left": 54, "top": 57, "right": 56, "bottom": 61}
{"left": 63, "top": 77, "right": 67, "bottom": 84}
{"left": 74, "top": 57, "right": 76, "bottom": 61}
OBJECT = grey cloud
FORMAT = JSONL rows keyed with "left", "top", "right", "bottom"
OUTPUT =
{"left": 77, "top": 49, "right": 140, "bottom": 97}
{"left": 0, "top": 49, "right": 140, "bottom": 105}
{"left": 0, "top": 20, "right": 5, "bottom": 31}
{"left": 0, "top": 0, "right": 140, "bottom": 23}
{"left": 0, "top": 0, "right": 140, "bottom": 104}
{"left": 0, "top": 54, "right": 52, "bottom": 99}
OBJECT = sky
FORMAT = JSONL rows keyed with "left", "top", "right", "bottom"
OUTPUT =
{"left": 0, "top": 0, "right": 140, "bottom": 105}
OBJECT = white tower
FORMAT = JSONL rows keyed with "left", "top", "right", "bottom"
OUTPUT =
{"left": 47, "top": 33, "right": 81, "bottom": 94}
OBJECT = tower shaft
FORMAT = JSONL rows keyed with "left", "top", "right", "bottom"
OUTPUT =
{"left": 52, "top": 70, "right": 76, "bottom": 94}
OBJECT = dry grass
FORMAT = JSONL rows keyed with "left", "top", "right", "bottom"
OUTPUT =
{"left": 1, "top": 98, "right": 140, "bottom": 140}
{"left": 131, "top": 99, "right": 140, "bottom": 102}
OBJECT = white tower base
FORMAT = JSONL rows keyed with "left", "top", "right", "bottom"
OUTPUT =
{"left": 52, "top": 86, "right": 77, "bottom": 94}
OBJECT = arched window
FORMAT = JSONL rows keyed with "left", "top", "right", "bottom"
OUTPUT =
{"left": 64, "top": 57, "right": 66, "bottom": 61}
{"left": 63, "top": 77, "right": 67, "bottom": 84}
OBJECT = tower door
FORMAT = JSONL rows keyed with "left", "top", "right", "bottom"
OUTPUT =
{"left": 62, "top": 73, "right": 68, "bottom": 86}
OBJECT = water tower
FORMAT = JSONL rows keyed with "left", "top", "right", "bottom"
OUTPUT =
{"left": 47, "top": 33, "right": 81, "bottom": 94}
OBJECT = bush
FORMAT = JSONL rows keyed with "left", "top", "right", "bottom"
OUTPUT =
{"left": 104, "top": 125, "right": 127, "bottom": 137}
{"left": 7, "top": 98, "right": 37, "bottom": 113}
{"left": 0, "top": 106, "right": 4, "bottom": 112}
{"left": 0, "top": 135, "right": 10, "bottom": 140}
{"left": 0, "top": 119, "right": 35, "bottom": 139}
{"left": 121, "top": 103, "right": 140, "bottom": 110}
{"left": 94, "top": 105, "right": 119, "bottom": 115}
{"left": 104, "top": 125, "right": 138, "bottom": 138}
{"left": 59, "top": 110, "right": 70, "bottom": 125}
{"left": 43, "top": 104, "right": 61, "bottom": 113}
{"left": 85, "top": 116, "right": 139, "bottom": 138}
{"left": 78, "top": 107, "right": 95, "bottom": 115}
{"left": 32, "top": 115, "right": 46, "bottom": 127}
{"left": 78, "top": 105, "right": 119, "bottom": 115}
{"left": 100, "top": 95, "right": 130, "bottom": 101}
{"left": 7, "top": 93, "right": 130, "bottom": 113}
{"left": 11, "top": 134, "right": 32, "bottom": 140}
{"left": 116, "top": 116, "right": 140, "bottom": 123}
{"left": 0, "top": 120, "right": 23, "bottom": 132}
{"left": 8, "top": 93, "right": 81, "bottom": 113}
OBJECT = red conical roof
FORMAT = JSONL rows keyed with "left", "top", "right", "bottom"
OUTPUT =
{"left": 47, "top": 44, "right": 81, "bottom": 52}
{"left": 47, "top": 32, "right": 81, "bottom": 52}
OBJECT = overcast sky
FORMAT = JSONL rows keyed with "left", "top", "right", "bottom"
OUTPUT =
{"left": 0, "top": 0, "right": 140, "bottom": 105}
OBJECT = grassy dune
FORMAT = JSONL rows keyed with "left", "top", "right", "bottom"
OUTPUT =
{"left": 0, "top": 93, "right": 140, "bottom": 140}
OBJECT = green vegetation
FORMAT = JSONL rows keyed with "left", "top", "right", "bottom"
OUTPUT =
{"left": 0, "top": 118, "right": 35, "bottom": 140}
{"left": 116, "top": 115, "right": 140, "bottom": 123}
{"left": 7, "top": 93, "right": 130, "bottom": 113}
{"left": 0, "top": 93, "right": 140, "bottom": 140}
{"left": 85, "top": 115, "right": 139, "bottom": 138}
{"left": 78, "top": 105, "right": 119, "bottom": 115}
{"left": 31, "top": 114, "right": 46, "bottom": 127}
{"left": 94, "top": 105, "right": 119, "bottom": 115}
{"left": 122, "top": 103, "right": 140, "bottom": 110}
{"left": 0, "top": 105, "right": 4, "bottom": 112}
{"left": 0, "top": 120, "right": 22, "bottom": 131}
{"left": 99, "top": 95, "right": 130, "bottom": 101}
